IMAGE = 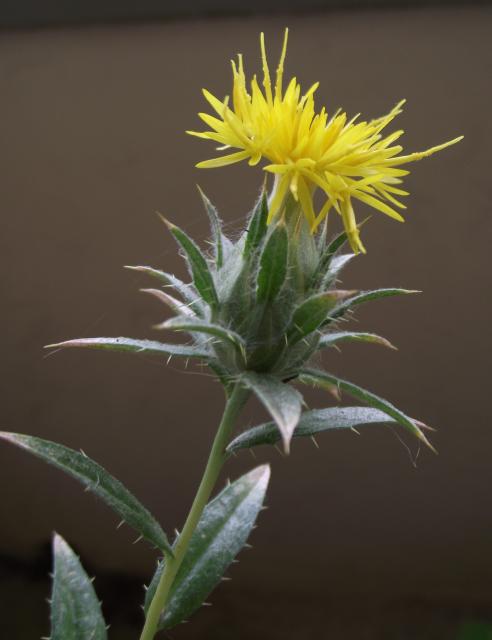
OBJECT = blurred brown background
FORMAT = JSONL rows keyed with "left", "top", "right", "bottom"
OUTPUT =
{"left": 0, "top": 2, "right": 491, "bottom": 638}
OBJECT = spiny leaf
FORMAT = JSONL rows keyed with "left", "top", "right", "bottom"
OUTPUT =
{"left": 51, "top": 534, "right": 107, "bottom": 640}
{"left": 45, "top": 337, "right": 210, "bottom": 360}
{"left": 160, "top": 216, "right": 219, "bottom": 309}
{"left": 197, "top": 187, "right": 231, "bottom": 269}
{"left": 227, "top": 406, "right": 404, "bottom": 453}
{"left": 141, "top": 288, "right": 195, "bottom": 317}
{"left": 0, "top": 432, "right": 174, "bottom": 555}
{"left": 299, "top": 369, "right": 435, "bottom": 451}
{"left": 310, "top": 229, "right": 348, "bottom": 288}
{"left": 326, "top": 288, "right": 420, "bottom": 323}
{"left": 244, "top": 188, "right": 269, "bottom": 258}
{"left": 256, "top": 222, "right": 288, "bottom": 304}
{"left": 242, "top": 372, "right": 302, "bottom": 453}
{"left": 144, "top": 465, "right": 270, "bottom": 630}
{"left": 160, "top": 316, "right": 246, "bottom": 353}
{"left": 125, "top": 266, "right": 205, "bottom": 316}
{"left": 318, "top": 331, "right": 396, "bottom": 351}
{"left": 124, "top": 264, "right": 172, "bottom": 285}
{"left": 325, "top": 228, "right": 350, "bottom": 256}
{"left": 287, "top": 291, "right": 356, "bottom": 345}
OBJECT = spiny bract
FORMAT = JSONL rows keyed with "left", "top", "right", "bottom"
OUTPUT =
{"left": 48, "top": 188, "right": 434, "bottom": 453}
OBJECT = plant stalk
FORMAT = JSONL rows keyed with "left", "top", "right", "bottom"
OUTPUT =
{"left": 138, "top": 382, "right": 248, "bottom": 640}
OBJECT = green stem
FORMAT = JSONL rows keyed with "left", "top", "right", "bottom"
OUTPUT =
{"left": 138, "top": 382, "right": 248, "bottom": 640}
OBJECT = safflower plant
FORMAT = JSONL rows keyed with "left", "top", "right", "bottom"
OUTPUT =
{"left": 0, "top": 29, "right": 461, "bottom": 639}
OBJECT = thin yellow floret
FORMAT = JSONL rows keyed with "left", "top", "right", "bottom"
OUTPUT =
{"left": 187, "top": 29, "right": 462, "bottom": 253}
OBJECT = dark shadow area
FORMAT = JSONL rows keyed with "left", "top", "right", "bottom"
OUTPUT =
{"left": 0, "top": 0, "right": 488, "bottom": 30}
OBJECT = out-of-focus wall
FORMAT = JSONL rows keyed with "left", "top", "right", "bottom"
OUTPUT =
{"left": 0, "top": 0, "right": 490, "bottom": 611}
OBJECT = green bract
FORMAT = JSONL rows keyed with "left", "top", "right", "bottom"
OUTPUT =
{"left": 48, "top": 187, "right": 432, "bottom": 453}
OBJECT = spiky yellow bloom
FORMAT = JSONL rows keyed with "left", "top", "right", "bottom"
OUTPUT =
{"left": 188, "top": 29, "right": 462, "bottom": 253}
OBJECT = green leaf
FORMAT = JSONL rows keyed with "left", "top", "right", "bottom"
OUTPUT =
{"left": 0, "top": 432, "right": 173, "bottom": 555}
{"left": 45, "top": 337, "right": 210, "bottom": 360}
{"left": 327, "top": 288, "right": 419, "bottom": 322}
{"left": 197, "top": 187, "right": 231, "bottom": 269}
{"left": 299, "top": 369, "right": 435, "bottom": 451}
{"left": 310, "top": 229, "right": 348, "bottom": 288}
{"left": 318, "top": 331, "right": 396, "bottom": 351}
{"left": 161, "top": 216, "right": 219, "bottom": 309}
{"left": 160, "top": 317, "right": 245, "bottom": 353}
{"left": 125, "top": 266, "right": 205, "bottom": 316}
{"left": 145, "top": 465, "right": 270, "bottom": 630}
{"left": 325, "top": 228, "right": 349, "bottom": 256}
{"left": 287, "top": 291, "right": 355, "bottom": 345}
{"left": 242, "top": 372, "right": 302, "bottom": 453}
{"left": 256, "top": 222, "right": 288, "bottom": 304}
{"left": 227, "top": 406, "right": 402, "bottom": 453}
{"left": 51, "top": 534, "right": 107, "bottom": 640}
{"left": 244, "top": 188, "right": 269, "bottom": 257}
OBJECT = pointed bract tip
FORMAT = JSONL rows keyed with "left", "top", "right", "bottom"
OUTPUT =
{"left": 282, "top": 438, "right": 291, "bottom": 455}
{"left": 417, "top": 428, "right": 438, "bottom": 455}
{"left": 139, "top": 288, "right": 164, "bottom": 300}
{"left": 415, "top": 420, "right": 437, "bottom": 433}
{"left": 0, "top": 431, "right": 17, "bottom": 443}
{"left": 156, "top": 211, "right": 175, "bottom": 229}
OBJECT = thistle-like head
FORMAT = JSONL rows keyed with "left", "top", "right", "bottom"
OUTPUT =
{"left": 188, "top": 29, "right": 462, "bottom": 254}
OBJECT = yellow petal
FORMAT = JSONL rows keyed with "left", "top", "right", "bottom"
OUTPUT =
{"left": 353, "top": 191, "right": 405, "bottom": 221}
{"left": 196, "top": 150, "right": 251, "bottom": 169}
{"left": 297, "top": 176, "right": 316, "bottom": 226}
{"left": 268, "top": 174, "right": 290, "bottom": 223}
{"left": 388, "top": 136, "right": 464, "bottom": 166}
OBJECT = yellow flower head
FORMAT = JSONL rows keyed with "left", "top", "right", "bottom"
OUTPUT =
{"left": 188, "top": 29, "right": 462, "bottom": 253}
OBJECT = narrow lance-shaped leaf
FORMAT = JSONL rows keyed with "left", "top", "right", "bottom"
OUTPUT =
{"left": 197, "top": 186, "right": 231, "bottom": 268}
{"left": 299, "top": 369, "right": 435, "bottom": 451}
{"left": 318, "top": 331, "right": 397, "bottom": 351}
{"left": 124, "top": 264, "right": 173, "bottom": 285}
{"left": 160, "top": 215, "right": 219, "bottom": 309}
{"left": 51, "top": 534, "right": 107, "bottom": 640}
{"left": 311, "top": 217, "right": 370, "bottom": 290}
{"left": 227, "top": 406, "right": 406, "bottom": 453}
{"left": 244, "top": 187, "right": 269, "bottom": 257}
{"left": 144, "top": 465, "right": 270, "bottom": 630}
{"left": 326, "top": 288, "right": 420, "bottom": 323}
{"left": 0, "top": 432, "right": 174, "bottom": 555}
{"left": 141, "top": 288, "right": 195, "bottom": 317}
{"left": 159, "top": 316, "right": 246, "bottom": 354}
{"left": 124, "top": 266, "right": 205, "bottom": 317}
{"left": 45, "top": 337, "right": 210, "bottom": 360}
{"left": 242, "top": 372, "right": 302, "bottom": 453}
{"left": 256, "top": 221, "right": 288, "bottom": 304}
{"left": 287, "top": 291, "right": 356, "bottom": 345}
{"left": 310, "top": 229, "right": 348, "bottom": 288}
